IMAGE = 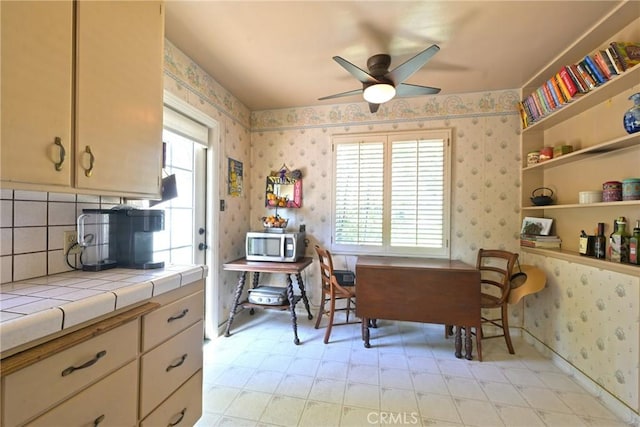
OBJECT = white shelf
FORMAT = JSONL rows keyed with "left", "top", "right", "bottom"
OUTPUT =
{"left": 523, "top": 132, "right": 640, "bottom": 171}
{"left": 522, "top": 66, "right": 640, "bottom": 132}
{"left": 521, "top": 247, "right": 640, "bottom": 276}
{"left": 522, "top": 200, "right": 640, "bottom": 211}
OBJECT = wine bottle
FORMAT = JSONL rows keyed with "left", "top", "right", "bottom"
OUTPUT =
{"left": 610, "top": 216, "right": 629, "bottom": 263}
{"left": 630, "top": 220, "right": 640, "bottom": 265}
{"left": 594, "top": 222, "right": 606, "bottom": 259}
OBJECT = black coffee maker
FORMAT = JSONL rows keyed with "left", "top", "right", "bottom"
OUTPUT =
{"left": 77, "top": 207, "right": 165, "bottom": 270}
{"left": 110, "top": 207, "right": 165, "bottom": 269}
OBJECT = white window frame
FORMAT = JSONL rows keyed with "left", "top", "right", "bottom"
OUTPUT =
{"left": 331, "top": 129, "right": 452, "bottom": 258}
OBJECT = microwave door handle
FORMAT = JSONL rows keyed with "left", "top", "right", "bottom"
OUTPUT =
{"left": 282, "top": 236, "right": 287, "bottom": 260}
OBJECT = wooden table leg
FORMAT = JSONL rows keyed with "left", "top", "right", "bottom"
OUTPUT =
{"left": 454, "top": 326, "right": 462, "bottom": 358}
{"left": 224, "top": 271, "right": 247, "bottom": 337}
{"left": 464, "top": 326, "right": 473, "bottom": 360}
{"left": 286, "top": 274, "right": 301, "bottom": 345}
{"left": 295, "top": 272, "right": 313, "bottom": 320}
{"left": 362, "top": 317, "right": 371, "bottom": 348}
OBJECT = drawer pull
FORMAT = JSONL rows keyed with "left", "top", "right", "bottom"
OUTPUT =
{"left": 54, "top": 137, "right": 65, "bottom": 171}
{"left": 167, "top": 308, "right": 189, "bottom": 323}
{"left": 61, "top": 350, "right": 107, "bottom": 376}
{"left": 93, "top": 414, "right": 105, "bottom": 426}
{"left": 166, "top": 353, "right": 188, "bottom": 372}
{"left": 168, "top": 408, "right": 187, "bottom": 426}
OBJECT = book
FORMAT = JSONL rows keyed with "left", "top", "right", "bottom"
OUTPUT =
{"left": 609, "top": 42, "right": 628, "bottom": 71}
{"left": 593, "top": 50, "right": 613, "bottom": 79}
{"left": 567, "top": 64, "right": 589, "bottom": 93}
{"left": 610, "top": 42, "right": 640, "bottom": 69}
{"left": 554, "top": 73, "right": 572, "bottom": 103}
{"left": 575, "top": 62, "right": 597, "bottom": 90}
{"left": 583, "top": 55, "right": 607, "bottom": 85}
{"left": 520, "top": 239, "right": 561, "bottom": 249}
{"left": 604, "top": 47, "right": 622, "bottom": 74}
{"left": 535, "top": 87, "right": 552, "bottom": 114}
{"left": 558, "top": 66, "right": 578, "bottom": 97}
{"left": 517, "top": 102, "right": 529, "bottom": 128}
{"left": 546, "top": 79, "right": 562, "bottom": 108}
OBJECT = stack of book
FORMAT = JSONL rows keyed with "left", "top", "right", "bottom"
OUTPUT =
{"left": 520, "top": 234, "right": 562, "bottom": 249}
{"left": 518, "top": 41, "right": 640, "bottom": 129}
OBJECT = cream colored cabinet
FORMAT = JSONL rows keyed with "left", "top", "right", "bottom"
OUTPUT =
{"left": 26, "top": 361, "right": 138, "bottom": 427}
{"left": 140, "top": 370, "right": 203, "bottom": 427}
{"left": 520, "top": 3, "right": 640, "bottom": 275}
{"left": 74, "top": 1, "right": 164, "bottom": 197}
{"left": 0, "top": 1, "right": 74, "bottom": 187}
{"left": 0, "top": 1, "right": 163, "bottom": 198}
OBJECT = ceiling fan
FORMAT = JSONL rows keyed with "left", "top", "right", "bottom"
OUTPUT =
{"left": 319, "top": 44, "right": 441, "bottom": 113}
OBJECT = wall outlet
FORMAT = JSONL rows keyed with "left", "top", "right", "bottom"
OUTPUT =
{"left": 64, "top": 231, "right": 81, "bottom": 255}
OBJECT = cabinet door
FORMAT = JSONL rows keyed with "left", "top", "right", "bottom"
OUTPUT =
{"left": 75, "top": 1, "right": 163, "bottom": 197}
{"left": 0, "top": 1, "right": 73, "bottom": 187}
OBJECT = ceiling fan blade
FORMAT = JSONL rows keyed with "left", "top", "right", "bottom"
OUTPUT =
{"left": 333, "top": 56, "right": 381, "bottom": 84}
{"left": 386, "top": 44, "right": 440, "bottom": 85}
{"left": 369, "top": 103, "right": 380, "bottom": 113}
{"left": 395, "top": 83, "right": 441, "bottom": 97}
{"left": 318, "top": 88, "right": 363, "bottom": 101}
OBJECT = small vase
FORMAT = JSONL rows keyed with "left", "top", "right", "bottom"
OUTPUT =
{"left": 623, "top": 92, "right": 640, "bottom": 134}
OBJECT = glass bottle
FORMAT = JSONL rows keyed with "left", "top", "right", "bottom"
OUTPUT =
{"left": 594, "top": 222, "right": 606, "bottom": 259}
{"left": 630, "top": 220, "right": 640, "bottom": 265}
{"left": 608, "top": 219, "right": 618, "bottom": 260}
{"left": 623, "top": 92, "right": 640, "bottom": 134}
{"left": 610, "top": 216, "right": 629, "bottom": 263}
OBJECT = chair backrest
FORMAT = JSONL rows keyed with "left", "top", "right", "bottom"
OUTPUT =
{"left": 476, "top": 249, "right": 519, "bottom": 304}
{"left": 315, "top": 245, "right": 334, "bottom": 291}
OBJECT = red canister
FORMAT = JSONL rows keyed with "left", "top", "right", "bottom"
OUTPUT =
{"left": 539, "top": 147, "right": 553, "bottom": 161}
{"left": 602, "top": 181, "right": 623, "bottom": 202}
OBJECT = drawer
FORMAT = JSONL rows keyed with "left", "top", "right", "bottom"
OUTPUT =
{"left": 140, "top": 319, "right": 203, "bottom": 417}
{"left": 140, "top": 370, "right": 203, "bottom": 427}
{"left": 26, "top": 361, "right": 138, "bottom": 427}
{"left": 3, "top": 319, "right": 138, "bottom": 427}
{"left": 142, "top": 290, "right": 203, "bottom": 352}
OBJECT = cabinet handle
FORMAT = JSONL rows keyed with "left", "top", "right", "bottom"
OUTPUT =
{"left": 168, "top": 408, "right": 186, "bottom": 426}
{"left": 167, "top": 308, "right": 189, "bottom": 323}
{"left": 61, "top": 350, "right": 107, "bottom": 376}
{"left": 84, "top": 145, "right": 95, "bottom": 177}
{"left": 54, "top": 137, "right": 65, "bottom": 171}
{"left": 166, "top": 353, "right": 187, "bottom": 372}
{"left": 93, "top": 414, "right": 105, "bottom": 426}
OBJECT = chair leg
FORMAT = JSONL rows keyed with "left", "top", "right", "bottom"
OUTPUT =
{"left": 502, "top": 304, "right": 515, "bottom": 354}
{"left": 345, "top": 297, "right": 351, "bottom": 323}
{"left": 475, "top": 326, "right": 483, "bottom": 362}
{"left": 315, "top": 292, "right": 326, "bottom": 329}
{"left": 324, "top": 295, "right": 336, "bottom": 344}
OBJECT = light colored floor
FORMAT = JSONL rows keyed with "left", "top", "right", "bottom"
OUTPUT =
{"left": 196, "top": 309, "right": 631, "bottom": 427}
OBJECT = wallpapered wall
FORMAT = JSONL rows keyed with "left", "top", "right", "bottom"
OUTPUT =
{"left": 162, "top": 39, "right": 640, "bottom": 418}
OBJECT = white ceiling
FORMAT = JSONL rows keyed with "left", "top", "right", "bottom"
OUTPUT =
{"left": 164, "top": 1, "right": 622, "bottom": 112}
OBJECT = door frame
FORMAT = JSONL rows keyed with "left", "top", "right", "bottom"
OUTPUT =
{"left": 163, "top": 90, "right": 220, "bottom": 339}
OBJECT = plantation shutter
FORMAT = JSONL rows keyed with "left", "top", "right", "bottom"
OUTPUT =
{"left": 334, "top": 141, "right": 384, "bottom": 246}
{"left": 390, "top": 138, "right": 445, "bottom": 248}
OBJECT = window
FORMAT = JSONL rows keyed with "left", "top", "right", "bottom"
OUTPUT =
{"left": 332, "top": 130, "right": 451, "bottom": 258}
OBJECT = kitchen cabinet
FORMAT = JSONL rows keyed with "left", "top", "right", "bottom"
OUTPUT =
{"left": 0, "top": 0, "right": 164, "bottom": 199}
{"left": 0, "top": 279, "right": 205, "bottom": 426}
{"left": 520, "top": 3, "right": 640, "bottom": 275}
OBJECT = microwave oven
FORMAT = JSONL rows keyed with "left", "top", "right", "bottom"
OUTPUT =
{"left": 246, "top": 231, "right": 305, "bottom": 262}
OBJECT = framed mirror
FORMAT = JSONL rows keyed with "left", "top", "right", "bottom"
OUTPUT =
{"left": 265, "top": 171, "right": 302, "bottom": 208}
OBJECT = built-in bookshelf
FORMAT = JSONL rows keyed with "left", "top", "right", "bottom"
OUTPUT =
{"left": 519, "top": 1, "right": 640, "bottom": 274}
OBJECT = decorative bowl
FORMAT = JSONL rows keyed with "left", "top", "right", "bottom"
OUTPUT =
{"left": 262, "top": 216, "right": 288, "bottom": 229}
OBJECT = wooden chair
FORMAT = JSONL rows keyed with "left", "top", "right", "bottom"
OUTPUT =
{"left": 314, "top": 245, "right": 359, "bottom": 344}
{"left": 476, "top": 248, "right": 519, "bottom": 354}
{"left": 446, "top": 249, "right": 519, "bottom": 355}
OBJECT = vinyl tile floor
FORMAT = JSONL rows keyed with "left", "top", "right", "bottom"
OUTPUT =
{"left": 195, "top": 310, "right": 632, "bottom": 427}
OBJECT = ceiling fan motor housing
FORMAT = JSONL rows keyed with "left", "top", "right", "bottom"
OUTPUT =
{"left": 367, "top": 54, "right": 392, "bottom": 78}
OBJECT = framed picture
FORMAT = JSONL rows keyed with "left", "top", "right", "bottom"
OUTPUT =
{"left": 521, "top": 216, "right": 553, "bottom": 235}
{"left": 228, "top": 158, "right": 243, "bottom": 197}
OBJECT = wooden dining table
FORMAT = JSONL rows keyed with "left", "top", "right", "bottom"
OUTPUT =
{"left": 355, "top": 256, "right": 482, "bottom": 360}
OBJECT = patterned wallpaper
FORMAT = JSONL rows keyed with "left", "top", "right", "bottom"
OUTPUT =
{"left": 162, "top": 40, "right": 640, "bottom": 418}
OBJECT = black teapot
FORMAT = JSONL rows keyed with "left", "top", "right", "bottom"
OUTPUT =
{"left": 531, "top": 187, "right": 554, "bottom": 206}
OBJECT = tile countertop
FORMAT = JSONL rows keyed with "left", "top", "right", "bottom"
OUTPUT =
{"left": 0, "top": 264, "right": 208, "bottom": 355}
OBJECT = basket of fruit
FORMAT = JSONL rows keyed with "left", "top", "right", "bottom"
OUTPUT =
{"left": 262, "top": 215, "right": 288, "bottom": 230}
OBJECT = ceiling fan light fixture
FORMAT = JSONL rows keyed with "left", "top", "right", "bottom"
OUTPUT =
{"left": 363, "top": 83, "right": 396, "bottom": 104}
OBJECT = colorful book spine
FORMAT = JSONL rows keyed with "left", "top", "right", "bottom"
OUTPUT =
{"left": 545, "top": 80, "right": 561, "bottom": 108}
{"left": 610, "top": 42, "right": 640, "bottom": 69}
{"left": 604, "top": 47, "right": 622, "bottom": 74}
{"left": 609, "top": 42, "right": 628, "bottom": 71}
{"left": 593, "top": 51, "right": 613, "bottom": 79}
{"left": 558, "top": 66, "right": 578, "bottom": 97}
{"left": 568, "top": 64, "right": 589, "bottom": 93}
{"left": 583, "top": 56, "right": 607, "bottom": 85}
{"left": 554, "top": 73, "right": 573, "bottom": 102}
{"left": 576, "top": 62, "right": 597, "bottom": 89}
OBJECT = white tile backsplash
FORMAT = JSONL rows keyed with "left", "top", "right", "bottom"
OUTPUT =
{"left": 0, "top": 200, "right": 13, "bottom": 227}
{"left": 0, "top": 228, "right": 12, "bottom": 256}
{"left": 14, "top": 190, "right": 47, "bottom": 201}
{"left": 13, "top": 227, "right": 47, "bottom": 254}
{"left": 13, "top": 252, "right": 47, "bottom": 281}
{"left": 48, "top": 201, "right": 76, "bottom": 226}
{"left": 14, "top": 201, "right": 47, "bottom": 227}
